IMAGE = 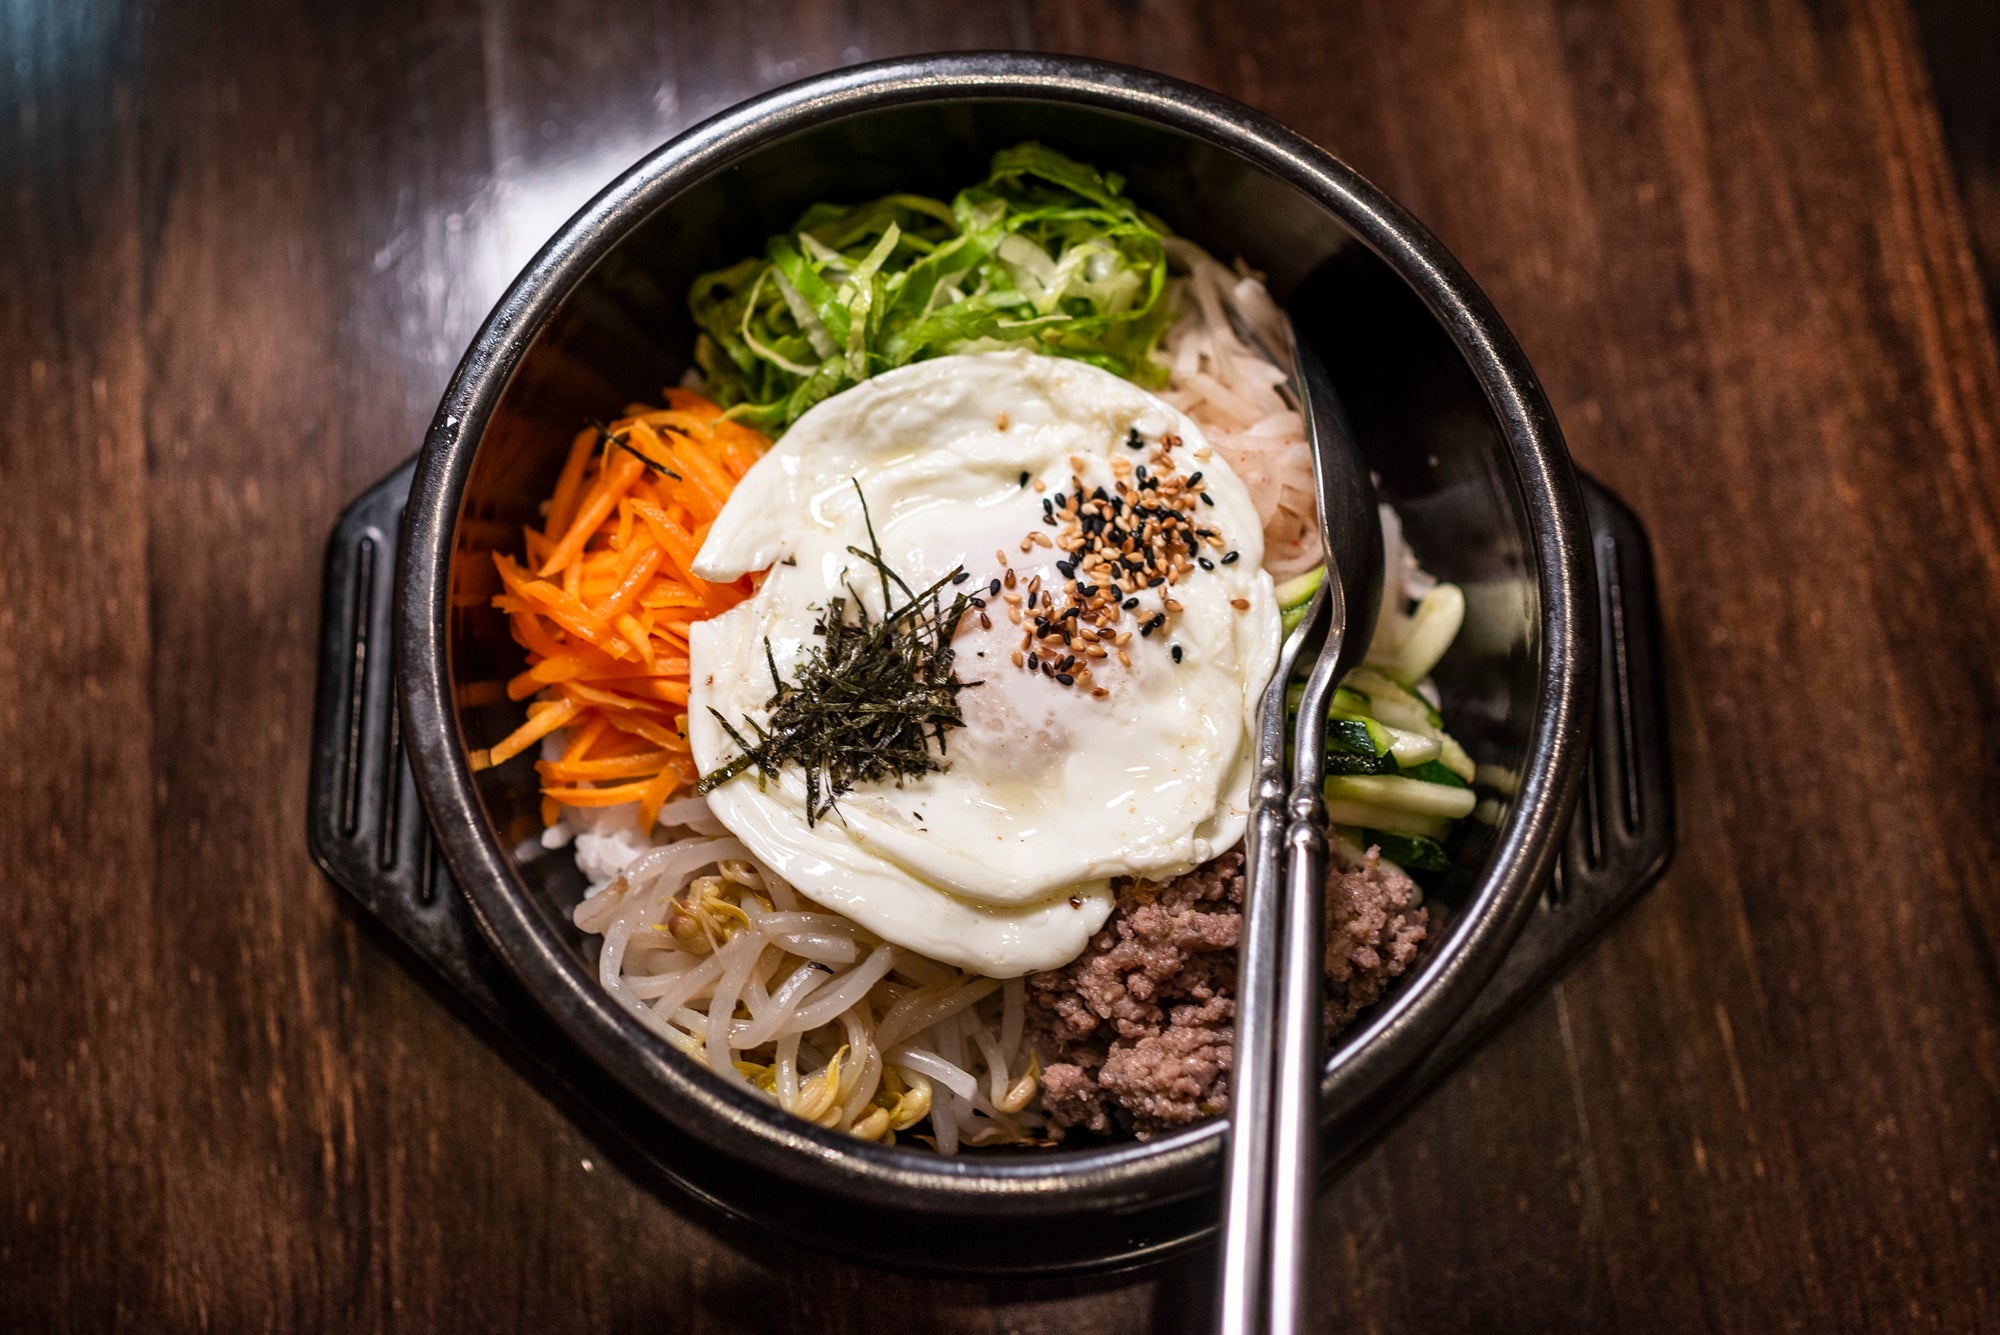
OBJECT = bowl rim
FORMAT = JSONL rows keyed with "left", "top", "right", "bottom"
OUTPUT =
{"left": 396, "top": 50, "right": 1597, "bottom": 1218}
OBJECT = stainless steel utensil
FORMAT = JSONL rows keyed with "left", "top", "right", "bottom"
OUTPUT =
{"left": 1217, "top": 320, "right": 1383, "bottom": 1334}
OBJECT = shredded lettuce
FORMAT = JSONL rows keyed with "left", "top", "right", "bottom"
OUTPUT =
{"left": 688, "top": 144, "right": 1175, "bottom": 431}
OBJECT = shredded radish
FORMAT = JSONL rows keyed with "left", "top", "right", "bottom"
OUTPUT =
{"left": 1156, "top": 237, "right": 1323, "bottom": 578}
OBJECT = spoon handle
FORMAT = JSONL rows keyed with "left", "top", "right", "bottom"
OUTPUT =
{"left": 1267, "top": 771, "right": 1329, "bottom": 1331}
{"left": 1217, "top": 585, "right": 1326, "bottom": 1335}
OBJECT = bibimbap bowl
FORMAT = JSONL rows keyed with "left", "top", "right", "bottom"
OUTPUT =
{"left": 396, "top": 52, "right": 1596, "bottom": 1271}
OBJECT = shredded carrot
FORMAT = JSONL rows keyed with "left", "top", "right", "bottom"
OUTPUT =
{"left": 470, "top": 391, "right": 769, "bottom": 832}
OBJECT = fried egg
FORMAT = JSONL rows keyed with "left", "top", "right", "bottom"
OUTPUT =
{"left": 688, "top": 351, "right": 1279, "bottom": 975}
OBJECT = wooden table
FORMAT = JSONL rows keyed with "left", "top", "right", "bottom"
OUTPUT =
{"left": 6, "top": 1, "right": 1997, "bottom": 1328}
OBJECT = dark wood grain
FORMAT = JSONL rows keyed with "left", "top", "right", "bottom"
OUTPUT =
{"left": 4, "top": 0, "right": 1998, "bottom": 1330}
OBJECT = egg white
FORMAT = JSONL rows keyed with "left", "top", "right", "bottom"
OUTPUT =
{"left": 688, "top": 351, "right": 1280, "bottom": 976}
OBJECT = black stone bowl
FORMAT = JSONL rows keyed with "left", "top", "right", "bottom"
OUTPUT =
{"left": 394, "top": 52, "right": 1597, "bottom": 1272}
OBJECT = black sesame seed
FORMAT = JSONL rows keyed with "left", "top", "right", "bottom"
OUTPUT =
{"left": 1125, "top": 428, "right": 1144, "bottom": 450}
{"left": 969, "top": 596, "right": 986, "bottom": 609}
{"left": 1027, "top": 654, "right": 1039, "bottom": 670}
{"left": 1199, "top": 492, "right": 1215, "bottom": 506}
{"left": 1135, "top": 464, "right": 1149, "bottom": 481}
{"left": 1221, "top": 550, "right": 1240, "bottom": 565}
{"left": 1018, "top": 471, "right": 1030, "bottom": 487}
{"left": 1056, "top": 560, "right": 1076, "bottom": 579}
{"left": 1188, "top": 471, "right": 1203, "bottom": 485}
{"left": 1148, "top": 576, "right": 1165, "bottom": 588}
{"left": 1122, "top": 597, "right": 1140, "bottom": 610}
{"left": 1198, "top": 556, "right": 1214, "bottom": 571}
{"left": 988, "top": 578, "right": 1002, "bottom": 596}
{"left": 1077, "top": 583, "right": 1097, "bottom": 598}
{"left": 1171, "top": 644, "right": 1184, "bottom": 664}
{"left": 951, "top": 571, "right": 971, "bottom": 584}
{"left": 1058, "top": 655, "right": 1075, "bottom": 672}
{"left": 1056, "top": 672, "right": 1075, "bottom": 686}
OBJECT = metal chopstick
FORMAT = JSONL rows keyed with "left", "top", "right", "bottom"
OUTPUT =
{"left": 1216, "top": 584, "right": 1325, "bottom": 1335}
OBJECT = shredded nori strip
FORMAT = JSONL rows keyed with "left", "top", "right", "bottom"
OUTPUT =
{"left": 697, "top": 482, "right": 980, "bottom": 825}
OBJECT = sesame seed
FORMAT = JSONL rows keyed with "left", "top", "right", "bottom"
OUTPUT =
{"left": 951, "top": 570, "right": 971, "bottom": 584}
{"left": 1017, "top": 470, "right": 1029, "bottom": 486}
{"left": 996, "top": 548, "right": 1008, "bottom": 565}
{"left": 1221, "top": 551, "right": 1240, "bottom": 565}
{"left": 1197, "top": 556, "right": 1214, "bottom": 571}
{"left": 988, "top": 578, "right": 1002, "bottom": 596}
{"left": 1171, "top": 644, "right": 1184, "bottom": 664}
{"left": 1122, "top": 597, "right": 1139, "bottom": 610}
{"left": 979, "top": 612, "right": 992, "bottom": 630}
{"left": 1199, "top": 492, "right": 1215, "bottom": 506}
{"left": 1027, "top": 654, "right": 1039, "bottom": 670}
{"left": 1011, "top": 650, "right": 1024, "bottom": 667}
{"left": 1187, "top": 471, "right": 1203, "bottom": 486}
{"left": 1091, "top": 686, "right": 1109, "bottom": 699}
{"left": 1056, "top": 673, "right": 1075, "bottom": 686}
{"left": 1117, "top": 649, "right": 1131, "bottom": 667}
{"left": 1033, "top": 478, "right": 1047, "bottom": 493}
{"left": 1231, "top": 598, "right": 1250, "bottom": 610}
{"left": 1126, "top": 428, "right": 1144, "bottom": 450}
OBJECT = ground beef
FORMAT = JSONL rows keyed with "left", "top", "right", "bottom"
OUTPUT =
{"left": 1324, "top": 846, "right": 1431, "bottom": 1031}
{"left": 1029, "top": 846, "right": 1429, "bottom": 1140}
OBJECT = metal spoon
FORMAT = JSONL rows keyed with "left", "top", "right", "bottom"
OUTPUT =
{"left": 1216, "top": 318, "right": 1382, "bottom": 1335}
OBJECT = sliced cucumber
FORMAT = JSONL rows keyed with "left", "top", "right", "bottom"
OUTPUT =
{"left": 1346, "top": 667, "right": 1445, "bottom": 730}
{"left": 1398, "top": 759, "right": 1469, "bottom": 788}
{"left": 1369, "top": 583, "right": 1464, "bottom": 682}
{"left": 1325, "top": 718, "right": 1394, "bottom": 776}
{"left": 1276, "top": 566, "right": 1324, "bottom": 636}
{"left": 1324, "top": 773, "right": 1478, "bottom": 820}
{"left": 1437, "top": 733, "right": 1476, "bottom": 784}
{"left": 1274, "top": 566, "right": 1325, "bottom": 610}
{"left": 1366, "top": 830, "right": 1453, "bottom": 873}
{"left": 1380, "top": 724, "right": 1440, "bottom": 767}
{"left": 1324, "top": 799, "right": 1451, "bottom": 840}
{"left": 1327, "top": 716, "right": 1390, "bottom": 756}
